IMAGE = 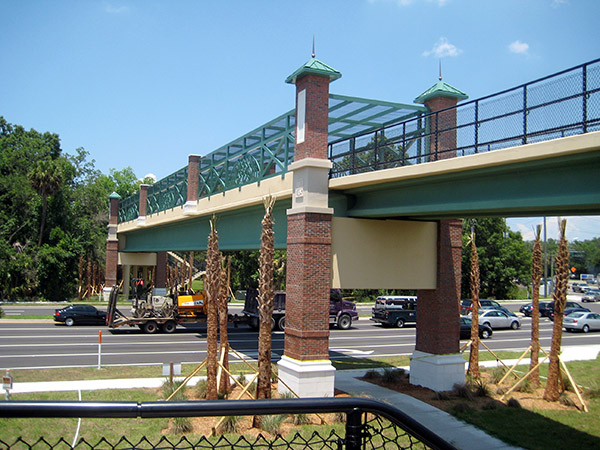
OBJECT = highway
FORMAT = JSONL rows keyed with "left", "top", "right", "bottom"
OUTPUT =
{"left": 1, "top": 300, "right": 599, "bottom": 370}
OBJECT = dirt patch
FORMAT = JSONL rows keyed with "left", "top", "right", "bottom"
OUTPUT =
{"left": 359, "top": 368, "right": 585, "bottom": 413}
{"left": 161, "top": 382, "right": 344, "bottom": 437}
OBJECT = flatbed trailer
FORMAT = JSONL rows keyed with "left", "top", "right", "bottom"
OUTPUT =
{"left": 106, "top": 286, "right": 246, "bottom": 334}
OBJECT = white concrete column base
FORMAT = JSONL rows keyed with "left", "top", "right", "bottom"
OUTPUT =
{"left": 102, "top": 287, "right": 113, "bottom": 302}
{"left": 409, "top": 350, "right": 465, "bottom": 392}
{"left": 277, "top": 356, "right": 335, "bottom": 398}
{"left": 183, "top": 201, "right": 197, "bottom": 214}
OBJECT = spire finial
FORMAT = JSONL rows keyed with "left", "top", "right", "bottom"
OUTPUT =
{"left": 439, "top": 59, "right": 442, "bottom": 81}
{"left": 312, "top": 35, "right": 316, "bottom": 58}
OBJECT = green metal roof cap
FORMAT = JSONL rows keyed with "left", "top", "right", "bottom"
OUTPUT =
{"left": 108, "top": 191, "right": 122, "bottom": 200}
{"left": 285, "top": 57, "right": 342, "bottom": 84}
{"left": 414, "top": 80, "right": 468, "bottom": 104}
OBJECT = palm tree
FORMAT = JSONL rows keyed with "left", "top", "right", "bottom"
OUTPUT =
{"left": 205, "top": 216, "right": 221, "bottom": 400}
{"left": 28, "top": 159, "right": 63, "bottom": 246}
{"left": 543, "top": 219, "right": 568, "bottom": 402}
{"left": 256, "top": 196, "right": 276, "bottom": 400}
{"left": 467, "top": 230, "right": 481, "bottom": 380}
{"left": 218, "top": 256, "right": 230, "bottom": 394}
{"left": 530, "top": 225, "right": 542, "bottom": 386}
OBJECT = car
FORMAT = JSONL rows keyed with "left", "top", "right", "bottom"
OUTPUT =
{"left": 478, "top": 309, "right": 521, "bottom": 330}
{"left": 54, "top": 304, "right": 107, "bottom": 326}
{"left": 520, "top": 301, "right": 551, "bottom": 317}
{"left": 545, "top": 301, "right": 584, "bottom": 318}
{"left": 460, "top": 299, "right": 502, "bottom": 315}
{"left": 563, "top": 311, "right": 600, "bottom": 333}
{"left": 549, "top": 306, "right": 591, "bottom": 322}
{"left": 572, "top": 282, "right": 590, "bottom": 293}
{"left": 460, "top": 316, "right": 493, "bottom": 339}
{"left": 582, "top": 289, "right": 600, "bottom": 302}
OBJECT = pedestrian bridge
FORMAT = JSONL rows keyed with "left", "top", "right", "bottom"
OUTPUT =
{"left": 116, "top": 58, "right": 600, "bottom": 253}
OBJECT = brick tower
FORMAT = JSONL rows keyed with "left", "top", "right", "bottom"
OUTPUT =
{"left": 277, "top": 56, "right": 341, "bottom": 398}
{"left": 410, "top": 79, "right": 468, "bottom": 391}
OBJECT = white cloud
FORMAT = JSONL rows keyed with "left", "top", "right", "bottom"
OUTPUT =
{"left": 142, "top": 173, "right": 157, "bottom": 182}
{"left": 104, "top": 3, "right": 130, "bottom": 14}
{"left": 422, "top": 37, "right": 462, "bottom": 58}
{"left": 509, "top": 40, "right": 529, "bottom": 55}
{"left": 552, "top": 0, "right": 569, "bottom": 8}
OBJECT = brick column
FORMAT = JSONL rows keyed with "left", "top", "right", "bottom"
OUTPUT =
{"left": 104, "top": 192, "right": 121, "bottom": 301}
{"left": 410, "top": 80, "right": 467, "bottom": 391}
{"left": 278, "top": 57, "right": 341, "bottom": 398}
{"left": 153, "top": 251, "right": 168, "bottom": 296}
{"left": 184, "top": 154, "right": 201, "bottom": 213}
{"left": 137, "top": 184, "right": 149, "bottom": 225}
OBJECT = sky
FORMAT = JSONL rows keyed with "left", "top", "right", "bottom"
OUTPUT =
{"left": 1, "top": 0, "right": 599, "bottom": 241}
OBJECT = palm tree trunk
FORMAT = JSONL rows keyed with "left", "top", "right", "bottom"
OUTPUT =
{"left": 543, "top": 219, "right": 568, "bottom": 402}
{"left": 37, "top": 195, "right": 48, "bottom": 247}
{"left": 530, "top": 225, "right": 542, "bottom": 386}
{"left": 467, "top": 231, "right": 480, "bottom": 379}
{"left": 218, "top": 256, "right": 230, "bottom": 394}
{"left": 205, "top": 216, "right": 221, "bottom": 400}
{"left": 256, "top": 197, "right": 275, "bottom": 400}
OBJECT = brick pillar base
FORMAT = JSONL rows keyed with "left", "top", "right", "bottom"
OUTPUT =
{"left": 278, "top": 212, "right": 335, "bottom": 397}
{"left": 411, "top": 219, "right": 464, "bottom": 391}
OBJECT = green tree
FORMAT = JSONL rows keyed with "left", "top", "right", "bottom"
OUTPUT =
{"left": 28, "top": 159, "right": 63, "bottom": 246}
{"left": 461, "top": 218, "right": 531, "bottom": 299}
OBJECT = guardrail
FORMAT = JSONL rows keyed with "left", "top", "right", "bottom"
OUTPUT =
{"left": 0, "top": 397, "right": 456, "bottom": 450}
{"left": 329, "top": 58, "right": 600, "bottom": 177}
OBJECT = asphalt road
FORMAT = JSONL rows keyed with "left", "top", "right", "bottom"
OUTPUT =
{"left": 1, "top": 300, "right": 599, "bottom": 370}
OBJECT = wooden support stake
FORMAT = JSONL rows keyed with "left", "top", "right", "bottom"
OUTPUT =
{"left": 559, "top": 356, "right": 588, "bottom": 413}
{"left": 498, "top": 345, "right": 532, "bottom": 386}
{"left": 166, "top": 360, "right": 207, "bottom": 401}
{"left": 501, "top": 356, "right": 549, "bottom": 401}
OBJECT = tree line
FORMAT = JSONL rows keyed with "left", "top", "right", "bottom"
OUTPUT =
{"left": 1, "top": 117, "right": 599, "bottom": 302}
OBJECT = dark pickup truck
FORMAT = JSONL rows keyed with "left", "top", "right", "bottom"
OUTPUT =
{"left": 370, "top": 296, "right": 417, "bottom": 328}
{"left": 243, "top": 289, "right": 358, "bottom": 331}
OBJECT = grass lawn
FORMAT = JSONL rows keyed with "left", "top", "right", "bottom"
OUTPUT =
{"left": 2, "top": 354, "right": 599, "bottom": 450}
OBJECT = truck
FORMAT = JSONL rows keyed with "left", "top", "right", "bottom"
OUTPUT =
{"left": 106, "top": 285, "right": 211, "bottom": 334}
{"left": 242, "top": 288, "right": 358, "bottom": 331}
{"left": 370, "top": 296, "right": 417, "bottom": 328}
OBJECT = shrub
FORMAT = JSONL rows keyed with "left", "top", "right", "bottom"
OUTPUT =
{"left": 195, "top": 379, "right": 207, "bottom": 399}
{"left": 516, "top": 377, "right": 534, "bottom": 393}
{"left": 161, "top": 380, "right": 187, "bottom": 401}
{"left": 0, "top": 307, "right": 4, "bottom": 318}
{"left": 219, "top": 415, "right": 242, "bottom": 434}
{"left": 259, "top": 415, "right": 285, "bottom": 435}
{"left": 363, "top": 369, "right": 380, "bottom": 380}
{"left": 292, "top": 413, "right": 311, "bottom": 425}
{"left": 507, "top": 398, "right": 521, "bottom": 408}
{"left": 452, "top": 383, "right": 473, "bottom": 400}
{"left": 173, "top": 416, "right": 192, "bottom": 433}
{"left": 434, "top": 391, "right": 451, "bottom": 401}
{"left": 473, "top": 379, "right": 491, "bottom": 398}
{"left": 381, "top": 368, "right": 406, "bottom": 383}
{"left": 559, "top": 393, "right": 577, "bottom": 407}
{"left": 490, "top": 366, "right": 507, "bottom": 385}
{"left": 482, "top": 400, "right": 499, "bottom": 410}
{"left": 450, "top": 402, "right": 473, "bottom": 414}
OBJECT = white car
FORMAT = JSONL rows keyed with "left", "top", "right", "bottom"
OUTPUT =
{"left": 478, "top": 309, "right": 521, "bottom": 330}
{"left": 563, "top": 312, "right": 600, "bottom": 333}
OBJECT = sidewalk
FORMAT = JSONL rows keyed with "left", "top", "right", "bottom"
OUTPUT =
{"left": 7, "top": 345, "right": 600, "bottom": 450}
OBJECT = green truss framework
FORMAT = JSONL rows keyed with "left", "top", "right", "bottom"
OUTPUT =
{"left": 119, "top": 94, "right": 428, "bottom": 223}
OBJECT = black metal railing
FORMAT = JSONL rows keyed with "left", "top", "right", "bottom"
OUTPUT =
{"left": 329, "top": 58, "right": 600, "bottom": 177}
{"left": 0, "top": 397, "right": 455, "bottom": 450}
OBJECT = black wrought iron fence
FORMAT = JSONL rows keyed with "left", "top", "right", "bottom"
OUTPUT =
{"left": 329, "top": 58, "right": 600, "bottom": 178}
{"left": 0, "top": 397, "right": 455, "bottom": 450}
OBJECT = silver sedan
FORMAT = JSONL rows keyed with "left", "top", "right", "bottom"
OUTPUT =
{"left": 478, "top": 309, "right": 521, "bottom": 330}
{"left": 564, "top": 312, "right": 600, "bottom": 333}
